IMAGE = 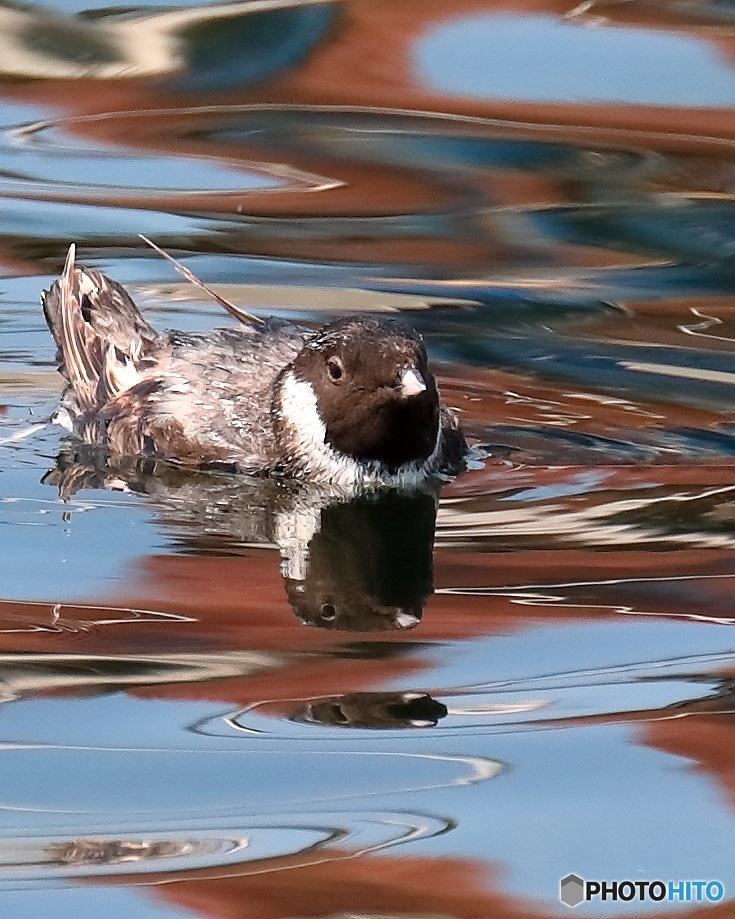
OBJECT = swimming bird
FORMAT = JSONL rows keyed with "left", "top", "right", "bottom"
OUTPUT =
{"left": 42, "top": 245, "right": 466, "bottom": 487}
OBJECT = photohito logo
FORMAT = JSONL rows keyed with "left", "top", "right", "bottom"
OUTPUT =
{"left": 560, "top": 875, "right": 725, "bottom": 908}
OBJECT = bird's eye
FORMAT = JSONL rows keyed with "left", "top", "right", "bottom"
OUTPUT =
{"left": 327, "top": 357, "right": 344, "bottom": 383}
{"left": 320, "top": 603, "right": 337, "bottom": 621}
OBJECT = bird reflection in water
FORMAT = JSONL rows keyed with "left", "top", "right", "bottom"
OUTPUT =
{"left": 295, "top": 691, "right": 448, "bottom": 729}
{"left": 282, "top": 488, "right": 436, "bottom": 631}
{"left": 44, "top": 443, "right": 439, "bottom": 632}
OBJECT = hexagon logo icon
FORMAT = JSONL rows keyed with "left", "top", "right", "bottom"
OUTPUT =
{"left": 560, "top": 874, "right": 585, "bottom": 908}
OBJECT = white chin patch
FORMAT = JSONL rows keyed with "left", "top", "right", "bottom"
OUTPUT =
{"left": 400, "top": 367, "right": 426, "bottom": 398}
{"left": 280, "top": 371, "right": 327, "bottom": 446}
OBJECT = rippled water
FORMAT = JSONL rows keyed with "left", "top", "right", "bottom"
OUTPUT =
{"left": 3, "top": 1, "right": 735, "bottom": 917}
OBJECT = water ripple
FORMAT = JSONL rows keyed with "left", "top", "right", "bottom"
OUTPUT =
{"left": 0, "top": 810, "right": 451, "bottom": 886}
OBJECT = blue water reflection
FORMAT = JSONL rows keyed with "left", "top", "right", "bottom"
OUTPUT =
{"left": 0, "top": 891, "right": 182, "bottom": 919}
{"left": 417, "top": 13, "right": 735, "bottom": 107}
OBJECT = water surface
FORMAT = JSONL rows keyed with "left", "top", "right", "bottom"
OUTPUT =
{"left": 2, "top": 1, "right": 735, "bottom": 917}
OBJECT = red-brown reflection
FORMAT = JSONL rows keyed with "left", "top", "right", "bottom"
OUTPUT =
{"left": 3, "top": 0, "right": 734, "bottom": 148}
{"left": 155, "top": 856, "right": 548, "bottom": 919}
{"left": 2, "top": 517, "right": 733, "bottom": 707}
{"left": 93, "top": 848, "right": 735, "bottom": 919}
{"left": 0, "top": 0, "right": 732, "bottom": 278}
{"left": 643, "top": 708, "right": 735, "bottom": 816}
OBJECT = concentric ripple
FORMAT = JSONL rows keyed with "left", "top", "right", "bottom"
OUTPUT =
{"left": 0, "top": 811, "right": 450, "bottom": 886}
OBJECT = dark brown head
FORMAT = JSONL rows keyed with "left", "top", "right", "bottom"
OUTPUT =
{"left": 289, "top": 316, "right": 440, "bottom": 471}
